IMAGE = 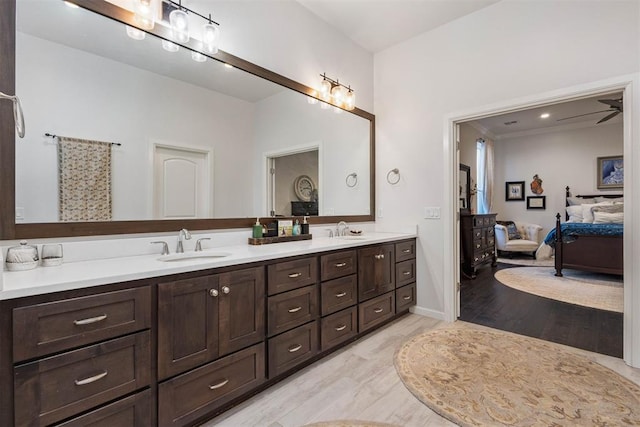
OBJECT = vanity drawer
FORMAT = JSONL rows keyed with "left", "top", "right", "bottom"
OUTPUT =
{"left": 320, "top": 307, "right": 357, "bottom": 351}
{"left": 14, "top": 331, "right": 151, "bottom": 427}
{"left": 54, "top": 389, "right": 152, "bottom": 427}
{"left": 395, "top": 240, "right": 416, "bottom": 262}
{"left": 158, "top": 343, "right": 265, "bottom": 427}
{"left": 320, "top": 274, "right": 357, "bottom": 316}
{"left": 268, "top": 257, "right": 318, "bottom": 295}
{"left": 13, "top": 287, "right": 151, "bottom": 362}
{"left": 268, "top": 285, "right": 318, "bottom": 337}
{"left": 268, "top": 321, "right": 318, "bottom": 378}
{"left": 358, "top": 292, "right": 395, "bottom": 333}
{"left": 396, "top": 283, "right": 417, "bottom": 313}
{"left": 395, "top": 259, "right": 416, "bottom": 288}
{"left": 320, "top": 250, "right": 356, "bottom": 281}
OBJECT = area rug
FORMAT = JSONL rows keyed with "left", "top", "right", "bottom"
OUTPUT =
{"left": 302, "top": 422, "right": 399, "bottom": 427}
{"left": 494, "top": 267, "right": 623, "bottom": 312}
{"left": 394, "top": 327, "right": 640, "bottom": 426}
{"left": 497, "top": 257, "right": 554, "bottom": 267}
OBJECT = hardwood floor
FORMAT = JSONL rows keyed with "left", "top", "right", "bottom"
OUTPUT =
{"left": 460, "top": 261, "right": 623, "bottom": 358}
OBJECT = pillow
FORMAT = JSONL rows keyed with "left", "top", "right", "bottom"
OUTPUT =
{"left": 595, "top": 196, "right": 623, "bottom": 204}
{"left": 593, "top": 211, "right": 624, "bottom": 224}
{"left": 496, "top": 221, "right": 522, "bottom": 240}
{"left": 592, "top": 203, "right": 624, "bottom": 214}
{"left": 581, "top": 202, "right": 613, "bottom": 223}
{"left": 567, "top": 196, "right": 595, "bottom": 206}
{"left": 566, "top": 205, "right": 584, "bottom": 223}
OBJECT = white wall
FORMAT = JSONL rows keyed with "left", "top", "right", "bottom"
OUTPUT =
{"left": 493, "top": 123, "right": 623, "bottom": 235}
{"left": 16, "top": 32, "right": 254, "bottom": 222}
{"left": 374, "top": 0, "right": 639, "bottom": 318}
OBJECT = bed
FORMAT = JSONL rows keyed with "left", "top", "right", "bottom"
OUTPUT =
{"left": 550, "top": 186, "right": 623, "bottom": 277}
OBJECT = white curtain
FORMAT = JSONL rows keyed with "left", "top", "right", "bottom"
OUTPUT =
{"left": 476, "top": 138, "right": 494, "bottom": 214}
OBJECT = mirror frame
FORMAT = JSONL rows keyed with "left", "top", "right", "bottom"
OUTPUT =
{"left": 0, "top": 0, "right": 375, "bottom": 239}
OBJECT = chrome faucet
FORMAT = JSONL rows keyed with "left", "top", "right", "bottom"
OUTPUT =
{"left": 336, "top": 221, "right": 349, "bottom": 237}
{"left": 177, "top": 228, "right": 192, "bottom": 253}
{"left": 195, "top": 237, "right": 211, "bottom": 252}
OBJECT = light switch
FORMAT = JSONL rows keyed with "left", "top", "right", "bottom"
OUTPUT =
{"left": 424, "top": 207, "right": 441, "bottom": 219}
{"left": 377, "top": 207, "right": 384, "bottom": 218}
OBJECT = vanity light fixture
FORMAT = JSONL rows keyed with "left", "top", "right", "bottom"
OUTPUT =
{"left": 317, "top": 73, "right": 356, "bottom": 111}
{"left": 169, "top": 2, "right": 189, "bottom": 43}
{"left": 134, "top": 0, "right": 155, "bottom": 30}
{"left": 126, "top": 25, "right": 146, "bottom": 40}
{"left": 191, "top": 48, "right": 207, "bottom": 63}
{"left": 202, "top": 14, "right": 221, "bottom": 54}
{"left": 162, "top": 39, "right": 179, "bottom": 52}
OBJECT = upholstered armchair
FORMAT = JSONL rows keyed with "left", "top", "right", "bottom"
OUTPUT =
{"left": 494, "top": 221, "right": 543, "bottom": 257}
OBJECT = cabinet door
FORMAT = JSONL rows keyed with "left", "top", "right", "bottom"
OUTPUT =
{"left": 218, "top": 267, "right": 265, "bottom": 357}
{"left": 158, "top": 275, "right": 219, "bottom": 380}
{"left": 358, "top": 244, "right": 395, "bottom": 302}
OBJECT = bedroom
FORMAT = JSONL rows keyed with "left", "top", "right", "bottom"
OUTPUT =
{"left": 457, "top": 93, "right": 624, "bottom": 356}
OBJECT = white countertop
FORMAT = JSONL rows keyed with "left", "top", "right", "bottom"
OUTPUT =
{"left": 0, "top": 232, "right": 415, "bottom": 300}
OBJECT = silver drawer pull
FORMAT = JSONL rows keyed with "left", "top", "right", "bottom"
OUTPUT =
{"left": 335, "top": 292, "right": 347, "bottom": 298}
{"left": 403, "top": 295, "right": 411, "bottom": 301}
{"left": 334, "top": 262, "right": 347, "bottom": 267}
{"left": 335, "top": 324, "right": 347, "bottom": 331}
{"left": 73, "top": 314, "right": 107, "bottom": 326}
{"left": 402, "top": 249, "right": 411, "bottom": 253}
{"left": 374, "top": 254, "right": 385, "bottom": 260}
{"left": 222, "top": 286, "right": 230, "bottom": 294}
{"left": 288, "top": 306, "right": 303, "bottom": 313}
{"left": 75, "top": 370, "right": 108, "bottom": 386}
{"left": 209, "top": 289, "right": 219, "bottom": 297}
{"left": 208, "top": 379, "right": 229, "bottom": 390}
{"left": 288, "top": 344, "right": 302, "bottom": 353}
{"left": 373, "top": 308, "right": 383, "bottom": 313}
{"left": 403, "top": 271, "right": 411, "bottom": 276}
{"left": 288, "top": 272, "right": 302, "bottom": 278}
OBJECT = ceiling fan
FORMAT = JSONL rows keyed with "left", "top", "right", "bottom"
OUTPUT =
{"left": 556, "top": 98, "right": 623, "bottom": 124}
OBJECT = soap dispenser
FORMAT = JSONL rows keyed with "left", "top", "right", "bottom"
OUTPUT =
{"left": 301, "top": 216, "right": 309, "bottom": 235}
{"left": 252, "top": 218, "right": 263, "bottom": 238}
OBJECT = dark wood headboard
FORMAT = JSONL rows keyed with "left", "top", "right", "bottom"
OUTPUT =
{"left": 564, "top": 186, "right": 623, "bottom": 220}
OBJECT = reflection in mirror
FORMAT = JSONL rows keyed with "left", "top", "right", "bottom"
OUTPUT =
{"left": 459, "top": 164, "right": 471, "bottom": 214}
{"left": 14, "top": 0, "right": 371, "bottom": 224}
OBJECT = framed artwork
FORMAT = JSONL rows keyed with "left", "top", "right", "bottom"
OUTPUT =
{"left": 505, "top": 181, "right": 525, "bottom": 201}
{"left": 527, "top": 196, "right": 546, "bottom": 210}
{"left": 597, "top": 155, "right": 623, "bottom": 189}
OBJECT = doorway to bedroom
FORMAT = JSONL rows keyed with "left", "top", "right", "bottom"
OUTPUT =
{"left": 456, "top": 92, "right": 624, "bottom": 358}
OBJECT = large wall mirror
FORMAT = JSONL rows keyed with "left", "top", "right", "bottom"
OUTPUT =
{"left": 0, "top": 0, "right": 374, "bottom": 239}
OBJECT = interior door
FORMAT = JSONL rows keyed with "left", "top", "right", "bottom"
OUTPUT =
{"left": 455, "top": 123, "right": 462, "bottom": 318}
{"left": 153, "top": 145, "right": 212, "bottom": 219}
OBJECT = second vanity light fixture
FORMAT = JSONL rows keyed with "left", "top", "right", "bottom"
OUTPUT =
{"left": 125, "top": 0, "right": 221, "bottom": 63}
{"left": 311, "top": 73, "right": 356, "bottom": 111}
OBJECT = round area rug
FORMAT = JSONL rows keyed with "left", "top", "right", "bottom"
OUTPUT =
{"left": 494, "top": 266, "right": 623, "bottom": 312}
{"left": 302, "top": 422, "right": 399, "bottom": 427}
{"left": 395, "top": 328, "right": 640, "bottom": 426}
{"left": 497, "top": 257, "right": 554, "bottom": 267}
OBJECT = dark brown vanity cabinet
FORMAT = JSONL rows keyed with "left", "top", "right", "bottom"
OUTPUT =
{"left": 395, "top": 240, "right": 417, "bottom": 313}
{"left": 357, "top": 243, "right": 395, "bottom": 302}
{"left": 157, "top": 266, "right": 265, "bottom": 380}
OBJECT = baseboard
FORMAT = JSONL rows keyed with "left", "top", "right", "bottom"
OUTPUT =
{"left": 410, "top": 305, "right": 446, "bottom": 321}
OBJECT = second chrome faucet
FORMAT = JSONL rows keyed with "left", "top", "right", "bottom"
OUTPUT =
{"left": 177, "top": 228, "right": 192, "bottom": 253}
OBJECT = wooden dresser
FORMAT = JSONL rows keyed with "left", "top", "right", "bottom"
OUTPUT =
{"left": 460, "top": 213, "right": 497, "bottom": 279}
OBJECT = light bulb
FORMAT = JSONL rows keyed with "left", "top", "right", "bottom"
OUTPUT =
{"left": 345, "top": 90, "right": 356, "bottom": 111}
{"left": 134, "top": 0, "right": 154, "bottom": 30}
{"left": 319, "top": 79, "right": 332, "bottom": 101}
{"left": 125, "top": 25, "right": 146, "bottom": 40}
{"left": 162, "top": 39, "right": 179, "bottom": 52}
{"left": 202, "top": 22, "right": 220, "bottom": 54}
{"left": 191, "top": 43, "right": 207, "bottom": 62}
{"left": 331, "top": 85, "right": 345, "bottom": 107}
{"left": 170, "top": 9, "right": 189, "bottom": 43}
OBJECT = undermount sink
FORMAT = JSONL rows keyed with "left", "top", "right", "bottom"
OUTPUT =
{"left": 157, "top": 251, "right": 232, "bottom": 262}
{"left": 337, "top": 235, "right": 369, "bottom": 240}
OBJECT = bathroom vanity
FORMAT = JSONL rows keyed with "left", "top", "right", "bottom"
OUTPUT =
{"left": 0, "top": 234, "right": 416, "bottom": 427}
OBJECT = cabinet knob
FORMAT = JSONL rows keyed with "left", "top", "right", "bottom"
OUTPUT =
{"left": 209, "top": 289, "right": 219, "bottom": 297}
{"left": 374, "top": 254, "right": 385, "bottom": 260}
{"left": 222, "top": 286, "right": 230, "bottom": 294}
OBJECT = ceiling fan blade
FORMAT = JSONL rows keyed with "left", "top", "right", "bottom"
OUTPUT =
{"left": 598, "top": 99, "right": 623, "bottom": 109}
{"left": 556, "top": 109, "right": 612, "bottom": 121}
{"left": 596, "top": 111, "right": 620, "bottom": 124}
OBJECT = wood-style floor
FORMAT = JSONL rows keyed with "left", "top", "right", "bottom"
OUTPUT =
{"left": 460, "top": 261, "right": 623, "bottom": 358}
{"left": 204, "top": 314, "right": 638, "bottom": 427}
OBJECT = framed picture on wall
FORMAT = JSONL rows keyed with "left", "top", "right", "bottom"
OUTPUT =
{"left": 597, "top": 155, "right": 623, "bottom": 189}
{"left": 527, "top": 196, "right": 546, "bottom": 210}
{"left": 505, "top": 181, "right": 525, "bottom": 201}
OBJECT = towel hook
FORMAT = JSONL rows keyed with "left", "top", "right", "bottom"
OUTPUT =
{"left": 386, "top": 168, "right": 400, "bottom": 185}
{"left": 346, "top": 172, "right": 358, "bottom": 188}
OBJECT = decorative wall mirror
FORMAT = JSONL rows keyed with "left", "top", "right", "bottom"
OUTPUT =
{"left": 0, "top": 0, "right": 375, "bottom": 239}
{"left": 459, "top": 164, "right": 471, "bottom": 214}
